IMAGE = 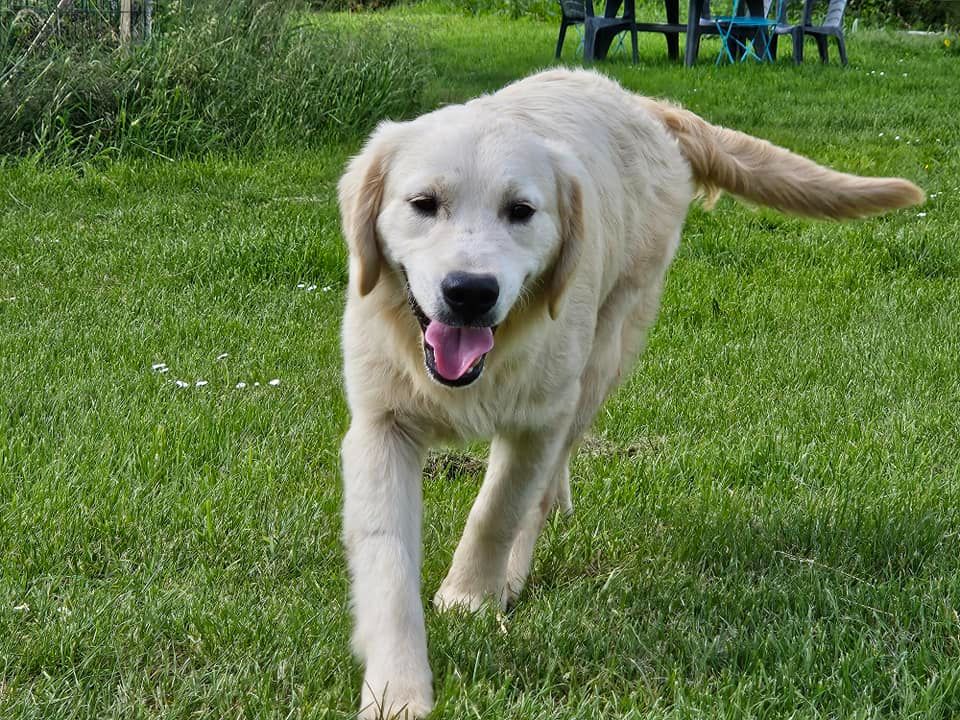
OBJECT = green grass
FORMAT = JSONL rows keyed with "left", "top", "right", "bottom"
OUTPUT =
{"left": 2, "top": 6, "right": 960, "bottom": 719}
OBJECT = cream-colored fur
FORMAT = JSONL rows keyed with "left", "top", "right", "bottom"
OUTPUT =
{"left": 336, "top": 69, "right": 923, "bottom": 719}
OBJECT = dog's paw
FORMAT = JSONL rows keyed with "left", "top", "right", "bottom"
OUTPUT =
{"left": 359, "top": 676, "right": 433, "bottom": 720}
{"left": 433, "top": 578, "right": 507, "bottom": 613}
{"left": 432, "top": 585, "right": 488, "bottom": 613}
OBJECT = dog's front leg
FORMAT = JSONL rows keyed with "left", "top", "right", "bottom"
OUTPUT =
{"left": 342, "top": 417, "right": 432, "bottom": 719}
{"left": 434, "top": 423, "right": 569, "bottom": 612}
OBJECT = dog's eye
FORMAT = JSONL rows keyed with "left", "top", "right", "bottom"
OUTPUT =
{"left": 410, "top": 196, "right": 438, "bottom": 216}
{"left": 508, "top": 203, "right": 535, "bottom": 222}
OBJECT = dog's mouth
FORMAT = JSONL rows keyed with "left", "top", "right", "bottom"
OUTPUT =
{"left": 406, "top": 290, "right": 495, "bottom": 388}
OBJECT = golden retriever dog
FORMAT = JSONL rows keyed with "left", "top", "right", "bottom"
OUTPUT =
{"left": 336, "top": 68, "right": 923, "bottom": 718}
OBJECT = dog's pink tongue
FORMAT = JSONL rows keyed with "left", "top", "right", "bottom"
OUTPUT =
{"left": 424, "top": 321, "right": 494, "bottom": 381}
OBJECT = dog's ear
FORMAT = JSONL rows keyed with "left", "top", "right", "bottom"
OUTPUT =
{"left": 338, "top": 122, "right": 402, "bottom": 297}
{"left": 547, "top": 151, "right": 585, "bottom": 320}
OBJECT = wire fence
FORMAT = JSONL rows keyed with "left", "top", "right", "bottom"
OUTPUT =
{"left": 1, "top": 0, "right": 153, "bottom": 51}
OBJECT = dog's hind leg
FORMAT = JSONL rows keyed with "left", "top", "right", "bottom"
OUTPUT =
{"left": 504, "top": 455, "right": 572, "bottom": 605}
{"left": 502, "top": 355, "right": 624, "bottom": 604}
{"left": 434, "top": 421, "right": 573, "bottom": 613}
{"left": 503, "top": 273, "right": 671, "bottom": 603}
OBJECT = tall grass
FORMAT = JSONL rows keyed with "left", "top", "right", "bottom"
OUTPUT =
{"left": 0, "top": 0, "right": 429, "bottom": 160}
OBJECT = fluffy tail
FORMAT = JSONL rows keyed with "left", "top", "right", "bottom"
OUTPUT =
{"left": 645, "top": 101, "right": 925, "bottom": 220}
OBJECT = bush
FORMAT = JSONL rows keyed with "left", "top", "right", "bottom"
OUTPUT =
{"left": 847, "top": 0, "right": 960, "bottom": 30}
{"left": 0, "top": 0, "right": 430, "bottom": 160}
{"left": 428, "top": 0, "right": 558, "bottom": 20}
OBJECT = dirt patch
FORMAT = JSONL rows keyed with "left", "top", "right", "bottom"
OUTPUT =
{"left": 424, "top": 449, "right": 486, "bottom": 480}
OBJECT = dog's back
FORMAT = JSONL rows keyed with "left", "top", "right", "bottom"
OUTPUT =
{"left": 487, "top": 68, "right": 924, "bottom": 220}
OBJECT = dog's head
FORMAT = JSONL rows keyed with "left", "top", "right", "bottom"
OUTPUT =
{"left": 338, "top": 109, "right": 585, "bottom": 388}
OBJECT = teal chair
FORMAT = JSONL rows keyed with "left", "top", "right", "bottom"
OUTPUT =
{"left": 714, "top": 0, "right": 783, "bottom": 64}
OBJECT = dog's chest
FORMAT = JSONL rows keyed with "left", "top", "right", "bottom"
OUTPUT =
{"left": 410, "top": 365, "right": 570, "bottom": 444}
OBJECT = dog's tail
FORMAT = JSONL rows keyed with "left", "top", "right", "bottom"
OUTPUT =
{"left": 646, "top": 101, "right": 924, "bottom": 220}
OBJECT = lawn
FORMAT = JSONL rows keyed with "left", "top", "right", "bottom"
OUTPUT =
{"left": 2, "top": 5, "right": 960, "bottom": 719}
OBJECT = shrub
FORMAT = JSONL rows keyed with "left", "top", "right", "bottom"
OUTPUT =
{"left": 428, "top": 0, "right": 558, "bottom": 20}
{"left": 846, "top": 0, "right": 960, "bottom": 30}
{"left": 0, "top": 0, "right": 430, "bottom": 160}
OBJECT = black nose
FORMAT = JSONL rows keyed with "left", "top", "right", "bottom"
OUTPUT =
{"left": 441, "top": 272, "right": 499, "bottom": 322}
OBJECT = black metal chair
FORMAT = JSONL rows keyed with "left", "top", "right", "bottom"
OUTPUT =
{"left": 803, "top": 0, "right": 848, "bottom": 65}
{"left": 555, "top": 0, "right": 587, "bottom": 59}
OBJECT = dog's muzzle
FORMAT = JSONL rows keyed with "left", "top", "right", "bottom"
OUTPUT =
{"left": 405, "top": 283, "right": 496, "bottom": 388}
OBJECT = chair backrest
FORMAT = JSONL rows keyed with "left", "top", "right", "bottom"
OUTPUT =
{"left": 803, "top": 0, "right": 847, "bottom": 27}
{"left": 558, "top": 0, "right": 587, "bottom": 21}
{"left": 824, "top": 0, "right": 847, "bottom": 27}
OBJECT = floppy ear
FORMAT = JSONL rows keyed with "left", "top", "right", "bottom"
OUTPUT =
{"left": 337, "top": 122, "right": 401, "bottom": 297}
{"left": 547, "top": 153, "right": 585, "bottom": 320}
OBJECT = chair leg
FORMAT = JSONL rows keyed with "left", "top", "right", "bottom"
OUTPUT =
{"left": 664, "top": 0, "right": 680, "bottom": 61}
{"left": 815, "top": 35, "right": 828, "bottom": 62}
{"left": 792, "top": 28, "right": 803, "bottom": 63}
{"left": 631, "top": 25, "right": 639, "bottom": 64}
{"left": 836, "top": 33, "right": 848, "bottom": 65}
{"left": 613, "top": 30, "right": 626, "bottom": 56}
{"left": 717, "top": 26, "right": 738, "bottom": 65}
{"left": 685, "top": 28, "right": 698, "bottom": 66}
{"left": 770, "top": 34, "right": 779, "bottom": 60}
{"left": 761, "top": 29, "right": 774, "bottom": 62}
{"left": 666, "top": 33, "right": 679, "bottom": 61}
{"left": 583, "top": 19, "right": 597, "bottom": 61}
{"left": 556, "top": 21, "right": 567, "bottom": 59}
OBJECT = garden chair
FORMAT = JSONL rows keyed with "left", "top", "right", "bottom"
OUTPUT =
{"left": 802, "top": 0, "right": 848, "bottom": 65}
{"left": 768, "top": 0, "right": 804, "bottom": 63}
{"left": 556, "top": 0, "right": 630, "bottom": 60}
{"left": 683, "top": 0, "right": 728, "bottom": 65}
{"left": 582, "top": 0, "right": 639, "bottom": 64}
{"left": 714, "top": 0, "right": 783, "bottom": 64}
{"left": 555, "top": 0, "right": 587, "bottom": 58}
